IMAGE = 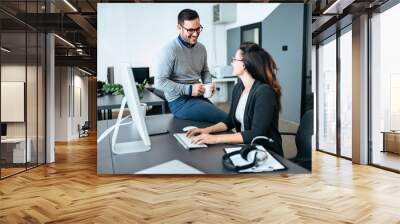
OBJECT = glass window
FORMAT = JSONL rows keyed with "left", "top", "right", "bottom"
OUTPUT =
{"left": 339, "top": 27, "right": 352, "bottom": 158}
{"left": 241, "top": 23, "right": 262, "bottom": 46}
{"left": 371, "top": 3, "right": 400, "bottom": 171}
{"left": 317, "top": 35, "right": 337, "bottom": 154}
{"left": 0, "top": 2, "right": 46, "bottom": 179}
{"left": 1, "top": 31, "right": 28, "bottom": 177}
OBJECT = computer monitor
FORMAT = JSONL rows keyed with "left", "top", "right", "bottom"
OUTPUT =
{"left": 1, "top": 123, "right": 6, "bottom": 137}
{"left": 111, "top": 63, "right": 151, "bottom": 155}
{"left": 131, "top": 67, "right": 150, "bottom": 84}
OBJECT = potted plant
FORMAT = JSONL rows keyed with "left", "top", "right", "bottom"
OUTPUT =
{"left": 137, "top": 79, "right": 148, "bottom": 99}
{"left": 101, "top": 83, "right": 124, "bottom": 96}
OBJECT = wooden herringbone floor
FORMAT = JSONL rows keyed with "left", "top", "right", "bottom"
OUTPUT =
{"left": 1, "top": 134, "right": 400, "bottom": 224}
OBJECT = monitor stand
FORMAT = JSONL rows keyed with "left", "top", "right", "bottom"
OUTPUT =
{"left": 113, "top": 141, "right": 150, "bottom": 154}
{"left": 111, "top": 97, "right": 150, "bottom": 154}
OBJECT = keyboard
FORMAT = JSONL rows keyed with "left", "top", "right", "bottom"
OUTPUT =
{"left": 173, "top": 133, "right": 207, "bottom": 150}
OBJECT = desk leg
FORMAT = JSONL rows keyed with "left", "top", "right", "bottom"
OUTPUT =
{"left": 108, "top": 109, "right": 112, "bottom": 120}
{"left": 382, "top": 133, "right": 386, "bottom": 152}
{"left": 97, "top": 110, "right": 103, "bottom": 121}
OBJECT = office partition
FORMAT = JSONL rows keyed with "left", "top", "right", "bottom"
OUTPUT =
{"left": 0, "top": 1, "right": 47, "bottom": 179}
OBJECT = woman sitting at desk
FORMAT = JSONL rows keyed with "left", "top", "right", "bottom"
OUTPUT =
{"left": 187, "top": 42, "right": 283, "bottom": 156}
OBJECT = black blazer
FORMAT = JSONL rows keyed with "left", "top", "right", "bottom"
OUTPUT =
{"left": 223, "top": 79, "right": 283, "bottom": 156}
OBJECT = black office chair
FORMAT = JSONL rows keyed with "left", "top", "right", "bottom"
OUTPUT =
{"left": 78, "top": 121, "right": 90, "bottom": 138}
{"left": 281, "top": 109, "right": 313, "bottom": 171}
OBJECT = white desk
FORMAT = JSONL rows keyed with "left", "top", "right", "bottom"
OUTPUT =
{"left": 1, "top": 138, "right": 31, "bottom": 163}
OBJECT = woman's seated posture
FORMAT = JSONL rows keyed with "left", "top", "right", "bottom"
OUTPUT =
{"left": 187, "top": 42, "right": 283, "bottom": 156}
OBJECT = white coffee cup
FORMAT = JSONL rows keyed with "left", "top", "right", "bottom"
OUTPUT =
{"left": 140, "top": 103, "right": 147, "bottom": 117}
{"left": 203, "top": 83, "right": 213, "bottom": 98}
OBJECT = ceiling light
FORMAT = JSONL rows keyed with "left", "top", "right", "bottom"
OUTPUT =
{"left": 1, "top": 47, "right": 11, "bottom": 53}
{"left": 322, "top": 0, "right": 352, "bottom": 15}
{"left": 54, "top": 34, "right": 75, "bottom": 48}
{"left": 63, "top": 0, "right": 78, "bottom": 12}
{"left": 78, "top": 67, "right": 92, "bottom": 76}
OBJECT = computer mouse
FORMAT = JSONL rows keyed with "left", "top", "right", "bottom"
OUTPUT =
{"left": 182, "top": 126, "right": 197, "bottom": 132}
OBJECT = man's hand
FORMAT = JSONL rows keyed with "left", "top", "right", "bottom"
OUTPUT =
{"left": 191, "top": 83, "right": 205, "bottom": 96}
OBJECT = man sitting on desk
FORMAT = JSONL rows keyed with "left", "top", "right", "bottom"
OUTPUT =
{"left": 155, "top": 9, "right": 228, "bottom": 123}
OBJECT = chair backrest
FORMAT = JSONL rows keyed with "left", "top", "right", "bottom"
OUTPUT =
{"left": 295, "top": 109, "right": 313, "bottom": 160}
{"left": 153, "top": 88, "right": 170, "bottom": 113}
{"left": 82, "top": 121, "right": 89, "bottom": 128}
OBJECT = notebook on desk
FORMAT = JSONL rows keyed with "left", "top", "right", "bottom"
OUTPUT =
{"left": 135, "top": 160, "right": 204, "bottom": 174}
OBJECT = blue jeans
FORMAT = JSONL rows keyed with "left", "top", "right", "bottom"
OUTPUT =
{"left": 168, "top": 96, "right": 228, "bottom": 123}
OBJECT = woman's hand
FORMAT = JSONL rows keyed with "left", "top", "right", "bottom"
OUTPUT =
{"left": 190, "top": 133, "right": 219, "bottom": 145}
{"left": 186, "top": 128, "right": 209, "bottom": 138}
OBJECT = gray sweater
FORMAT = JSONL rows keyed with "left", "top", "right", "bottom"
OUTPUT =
{"left": 155, "top": 38, "right": 212, "bottom": 102}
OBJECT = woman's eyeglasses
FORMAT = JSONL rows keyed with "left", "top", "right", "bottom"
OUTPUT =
{"left": 180, "top": 25, "right": 203, "bottom": 34}
{"left": 231, "top": 57, "right": 244, "bottom": 63}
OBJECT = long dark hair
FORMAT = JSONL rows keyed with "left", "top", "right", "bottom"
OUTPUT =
{"left": 239, "top": 42, "right": 282, "bottom": 112}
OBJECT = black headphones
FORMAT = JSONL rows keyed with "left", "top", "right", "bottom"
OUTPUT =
{"left": 222, "top": 136, "right": 274, "bottom": 172}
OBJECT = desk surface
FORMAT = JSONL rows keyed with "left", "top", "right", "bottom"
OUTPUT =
{"left": 97, "top": 88, "right": 164, "bottom": 110}
{"left": 1, "top": 138, "right": 29, "bottom": 143}
{"left": 381, "top": 131, "right": 400, "bottom": 134}
{"left": 97, "top": 115, "right": 308, "bottom": 174}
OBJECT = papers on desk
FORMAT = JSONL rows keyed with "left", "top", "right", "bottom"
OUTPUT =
{"left": 135, "top": 160, "right": 204, "bottom": 174}
{"left": 224, "top": 145, "right": 286, "bottom": 173}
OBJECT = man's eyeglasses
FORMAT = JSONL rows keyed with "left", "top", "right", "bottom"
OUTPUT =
{"left": 180, "top": 24, "right": 203, "bottom": 34}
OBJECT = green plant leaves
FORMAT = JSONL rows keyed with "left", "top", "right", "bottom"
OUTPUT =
{"left": 102, "top": 83, "right": 124, "bottom": 96}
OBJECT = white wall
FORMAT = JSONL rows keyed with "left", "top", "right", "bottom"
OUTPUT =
{"left": 216, "top": 3, "right": 279, "bottom": 69}
{"left": 72, "top": 74, "right": 89, "bottom": 138}
{"left": 55, "top": 67, "right": 68, "bottom": 141}
{"left": 225, "top": 3, "right": 279, "bottom": 30}
{"left": 1, "top": 64, "right": 46, "bottom": 164}
{"left": 54, "top": 67, "right": 89, "bottom": 141}
{"left": 98, "top": 3, "right": 214, "bottom": 83}
{"left": 1, "top": 65, "right": 40, "bottom": 138}
{"left": 97, "top": 3, "right": 279, "bottom": 83}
